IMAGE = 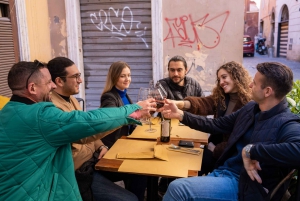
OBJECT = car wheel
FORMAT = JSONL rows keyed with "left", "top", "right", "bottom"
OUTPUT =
{"left": 250, "top": 53, "right": 254, "bottom": 57}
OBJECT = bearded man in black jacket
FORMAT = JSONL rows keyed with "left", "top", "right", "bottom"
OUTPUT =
{"left": 162, "top": 62, "right": 300, "bottom": 201}
{"left": 159, "top": 55, "right": 204, "bottom": 100}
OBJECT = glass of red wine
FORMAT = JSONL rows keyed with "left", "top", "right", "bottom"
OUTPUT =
{"left": 155, "top": 82, "right": 167, "bottom": 124}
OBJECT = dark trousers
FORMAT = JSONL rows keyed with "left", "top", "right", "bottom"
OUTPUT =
{"left": 198, "top": 146, "right": 217, "bottom": 176}
{"left": 99, "top": 170, "right": 147, "bottom": 201}
{"left": 92, "top": 171, "right": 139, "bottom": 201}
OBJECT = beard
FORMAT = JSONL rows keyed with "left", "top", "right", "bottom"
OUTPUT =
{"left": 42, "top": 91, "right": 52, "bottom": 102}
{"left": 171, "top": 76, "right": 185, "bottom": 85}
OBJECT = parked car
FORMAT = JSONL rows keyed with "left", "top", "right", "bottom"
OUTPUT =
{"left": 243, "top": 35, "right": 254, "bottom": 57}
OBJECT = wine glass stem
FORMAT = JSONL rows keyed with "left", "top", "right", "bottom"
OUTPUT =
{"left": 161, "top": 114, "right": 165, "bottom": 123}
{"left": 149, "top": 118, "right": 152, "bottom": 130}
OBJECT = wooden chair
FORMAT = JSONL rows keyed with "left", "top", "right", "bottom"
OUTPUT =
{"left": 0, "top": 95, "right": 10, "bottom": 110}
{"left": 270, "top": 169, "right": 300, "bottom": 200}
{"left": 76, "top": 98, "right": 85, "bottom": 111}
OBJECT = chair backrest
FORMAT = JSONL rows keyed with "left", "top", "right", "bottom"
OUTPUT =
{"left": 76, "top": 98, "right": 85, "bottom": 111}
{"left": 295, "top": 170, "right": 300, "bottom": 200}
{"left": 270, "top": 169, "right": 300, "bottom": 200}
{"left": 0, "top": 95, "right": 10, "bottom": 110}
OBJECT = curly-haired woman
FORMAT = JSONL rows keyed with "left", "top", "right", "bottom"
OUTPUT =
{"left": 175, "top": 61, "right": 252, "bottom": 175}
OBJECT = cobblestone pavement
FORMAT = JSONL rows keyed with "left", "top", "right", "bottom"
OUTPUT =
{"left": 243, "top": 53, "right": 300, "bottom": 80}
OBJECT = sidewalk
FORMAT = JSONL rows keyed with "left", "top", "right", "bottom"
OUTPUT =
{"left": 243, "top": 53, "right": 300, "bottom": 80}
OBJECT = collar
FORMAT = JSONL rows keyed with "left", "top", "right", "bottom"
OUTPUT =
{"left": 10, "top": 94, "right": 36, "bottom": 105}
{"left": 114, "top": 86, "right": 127, "bottom": 98}
{"left": 56, "top": 93, "right": 71, "bottom": 103}
{"left": 255, "top": 98, "right": 288, "bottom": 121}
{"left": 229, "top": 93, "right": 239, "bottom": 101}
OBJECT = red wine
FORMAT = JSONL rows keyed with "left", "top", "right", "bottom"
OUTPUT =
{"left": 156, "top": 102, "right": 164, "bottom": 109}
{"left": 160, "top": 136, "right": 170, "bottom": 142}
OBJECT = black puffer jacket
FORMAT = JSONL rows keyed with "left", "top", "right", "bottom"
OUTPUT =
{"left": 159, "top": 77, "right": 203, "bottom": 100}
{"left": 181, "top": 99, "right": 300, "bottom": 201}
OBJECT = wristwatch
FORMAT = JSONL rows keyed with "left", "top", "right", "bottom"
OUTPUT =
{"left": 244, "top": 144, "right": 254, "bottom": 158}
{"left": 98, "top": 145, "right": 109, "bottom": 152}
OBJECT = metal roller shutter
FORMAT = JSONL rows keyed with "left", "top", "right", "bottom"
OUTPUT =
{"left": 80, "top": 0, "right": 152, "bottom": 111}
{"left": 278, "top": 22, "right": 288, "bottom": 58}
{"left": 0, "top": 0, "right": 15, "bottom": 97}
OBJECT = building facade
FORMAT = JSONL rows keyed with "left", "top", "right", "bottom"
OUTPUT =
{"left": 0, "top": 0, "right": 19, "bottom": 97}
{"left": 260, "top": 0, "right": 300, "bottom": 61}
{"left": 2, "top": 0, "right": 245, "bottom": 110}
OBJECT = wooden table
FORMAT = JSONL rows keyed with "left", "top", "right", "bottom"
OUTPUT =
{"left": 127, "top": 118, "right": 209, "bottom": 145}
{"left": 95, "top": 138, "right": 204, "bottom": 201}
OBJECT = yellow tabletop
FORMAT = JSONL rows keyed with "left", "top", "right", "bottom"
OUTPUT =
{"left": 127, "top": 118, "right": 208, "bottom": 144}
{"left": 102, "top": 139, "right": 203, "bottom": 178}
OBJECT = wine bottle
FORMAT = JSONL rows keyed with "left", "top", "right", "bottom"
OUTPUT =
{"left": 160, "top": 119, "right": 171, "bottom": 142}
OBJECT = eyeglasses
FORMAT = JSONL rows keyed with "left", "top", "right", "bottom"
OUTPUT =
{"left": 60, "top": 73, "right": 81, "bottom": 82}
{"left": 26, "top": 60, "right": 45, "bottom": 89}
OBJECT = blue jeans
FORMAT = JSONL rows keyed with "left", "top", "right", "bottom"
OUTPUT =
{"left": 91, "top": 171, "right": 138, "bottom": 201}
{"left": 163, "top": 169, "right": 239, "bottom": 201}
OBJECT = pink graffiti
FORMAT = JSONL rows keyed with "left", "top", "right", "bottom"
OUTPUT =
{"left": 164, "top": 11, "right": 230, "bottom": 50}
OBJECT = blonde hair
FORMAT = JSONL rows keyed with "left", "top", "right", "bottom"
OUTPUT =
{"left": 212, "top": 61, "right": 252, "bottom": 110}
{"left": 102, "top": 61, "right": 130, "bottom": 94}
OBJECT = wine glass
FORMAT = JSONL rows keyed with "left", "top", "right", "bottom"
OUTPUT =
{"left": 154, "top": 82, "right": 167, "bottom": 124}
{"left": 137, "top": 87, "right": 150, "bottom": 124}
{"left": 137, "top": 87, "right": 156, "bottom": 132}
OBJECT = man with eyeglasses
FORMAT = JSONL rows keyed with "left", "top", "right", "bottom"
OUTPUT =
{"left": 0, "top": 60, "right": 155, "bottom": 201}
{"left": 47, "top": 57, "right": 138, "bottom": 201}
{"left": 158, "top": 55, "right": 204, "bottom": 100}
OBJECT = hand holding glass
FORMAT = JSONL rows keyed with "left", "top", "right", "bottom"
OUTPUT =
{"left": 137, "top": 87, "right": 156, "bottom": 132}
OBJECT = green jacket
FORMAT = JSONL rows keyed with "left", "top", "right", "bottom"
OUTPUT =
{"left": 0, "top": 100, "right": 141, "bottom": 201}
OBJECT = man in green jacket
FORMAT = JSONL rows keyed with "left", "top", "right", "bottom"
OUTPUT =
{"left": 0, "top": 60, "right": 155, "bottom": 201}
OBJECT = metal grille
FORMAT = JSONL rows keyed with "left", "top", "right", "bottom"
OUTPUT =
{"left": 0, "top": 0, "right": 14, "bottom": 97}
{"left": 278, "top": 22, "right": 288, "bottom": 58}
{"left": 80, "top": 0, "right": 152, "bottom": 110}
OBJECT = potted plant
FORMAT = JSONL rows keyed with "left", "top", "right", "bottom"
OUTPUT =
{"left": 286, "top": 80, "right": 300, "bottom": 201}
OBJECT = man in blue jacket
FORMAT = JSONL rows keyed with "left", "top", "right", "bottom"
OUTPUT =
{"left": 0, "top": 60, "right": 155, "bottom": 201}
{"left": 162, "top": 62, "right": 300, "bottom": 201}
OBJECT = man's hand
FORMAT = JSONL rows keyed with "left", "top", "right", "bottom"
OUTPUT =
{"left": 242, "top": 147, "right": 262, "bottom": 183}
{"left": 136, "top": 98, "right": 156, "bottom": 118}
{"left": 162, "top": 99, "right": 184, "bottom": 120}
{"left": 98, "top": 146, "right": 108, "bottom": 159}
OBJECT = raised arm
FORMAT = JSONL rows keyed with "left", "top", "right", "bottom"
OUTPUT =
{"left": 174, "top": 95, "right": 216, "bottom": 115}
{"left": 163, "top": 99, "right": 237, "bottom": 135}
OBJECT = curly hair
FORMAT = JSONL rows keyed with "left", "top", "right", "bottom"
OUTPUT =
{"left": 211, "top": 61, "right": 252, "bottom": 110}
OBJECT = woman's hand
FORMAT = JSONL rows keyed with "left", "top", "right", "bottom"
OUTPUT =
{"left": 173, "top": 100, "right": 185, "bottom": 109}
